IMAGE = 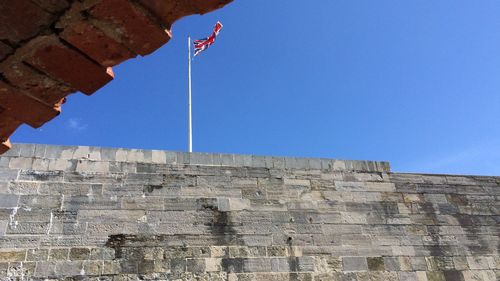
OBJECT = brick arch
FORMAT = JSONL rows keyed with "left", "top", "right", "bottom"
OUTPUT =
{"left": 0, "top": 0, "right": 233, "bottom": 154}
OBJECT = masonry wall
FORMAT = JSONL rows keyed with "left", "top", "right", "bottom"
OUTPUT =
{"left": 0, "top": 144, "right": 498, "bottom": 281}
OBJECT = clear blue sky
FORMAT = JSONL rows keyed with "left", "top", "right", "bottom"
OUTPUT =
{"left": 13, "top": 1, "right": 500, "bottom": 175}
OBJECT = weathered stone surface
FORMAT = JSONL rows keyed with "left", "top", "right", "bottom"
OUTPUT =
{"left": 0, "top": 144, "right": 498, "bottom": 280}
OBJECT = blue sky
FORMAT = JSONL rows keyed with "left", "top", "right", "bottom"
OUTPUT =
{"left": 13, "top": 1, "right": 500, "bottom": 175}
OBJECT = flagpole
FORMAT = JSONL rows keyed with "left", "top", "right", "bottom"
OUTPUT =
{"left": 188, "top": 37, "right": 193, "bottom": 153}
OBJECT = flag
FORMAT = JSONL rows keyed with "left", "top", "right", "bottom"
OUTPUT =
{"left": 193, "top": 22, "right": 223, "bottom": 57}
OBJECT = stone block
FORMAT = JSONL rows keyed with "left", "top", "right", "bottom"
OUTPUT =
{"left": 83, "top": 260, "right": 103, "bottom": 275}
{"left": 399, "top": 272, "right": 418, "bottom": 281}
{"left": 26, "top": 249, "right": 49, "bottom": 261}
{"left": 218, "top": 198, "right": 251, "bottom": 212}
{"left": 102, "top": 260, "right": 121, "bottom": 275}
{"left": 0, "top": 194, "right": 18, "bottom": 208}
{"left": 34, "top": 261, "right": 57, "bottom": 278}
{"left": 76, "top": 160, "right": 110, "bottom": 173}
{"left": 49, "top": 248, "right": 69, "bottom": 261}
{"left": 151, "top": 150, "right": 167, "bottom": 164}
{"left": 8, "top": 181, "right": 39, "bottom": 194}
{"left": 466, "top": 256, "right": 490, "bottom": 270}
{"left": 32, "top": 158, "right": 50, "bottom": 170}
{"left": 18, "top": 195, "right": 61, "bottom": 209}
{"left": 0, "top": 250, "right": 26, "bottom": 262}
{"left": 426, "top": 271, "right": 445, "bottom": 281}
{"left": 18, "top": 169, "right": 63, "bottom": 182}
{"left": 416, "top": 271, "right": 428, "bottom": 281}
{"left": 7, "top": 221, "right": 50, "bottom": 234}
{"left": 55, "top": 260, "right": 84, "bottom": 276}
{"left": 342, "top": 257, "right": 368, "bottom": 272}
{"left": 186, "top": 258, "right": 206, "bottom": 273}
{"left": 367, "top": 257, "right": 385, "bottom": 271}
{"left": 69, "top": 248, "right": 90, "bottom": 260}
{"left": 9, "top": 157, "right": 33, "bottom": 169}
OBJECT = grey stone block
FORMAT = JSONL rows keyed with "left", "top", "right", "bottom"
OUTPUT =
{"left": 19, "top": 144, "right": 35, "bottom": 158}
{"left": 2, "top": 144, "right": 21, "bottom": 157}
{"left": 32, "top": 158, "right": 50, "bottom": 170}
{"left": 234, "top": 155, "right": 252, "bottom": 167}
{"left": 0, "top": 194, "right": 18, "bottom": 208}
{"left": 176, "top": 152, "right": 190, "bottom": 164}
{"left": 26, "top": 249, "right": 49, "bottom": 261}
{"left": 55, "top": 261, "right": 84, "bottom": 276}
{"left": 0, "top": 158, "right": 9, "bottom": 169}
{"left": 251, "top": 156, "right": 266, "bottom": 168}
{"left": 342, "top": 257, "right": 368, "bottom": 272}
{"left": 34, "top": 261, "right": 57, "bottom": 277}
{"left": 9, "top": 157, "right": 33, "bottom": 169}
{"left": 190, "top": 153, "right": 214, "bottom": 165}
{"left": 220, "top": 154, "right": 235, "bottom": 166}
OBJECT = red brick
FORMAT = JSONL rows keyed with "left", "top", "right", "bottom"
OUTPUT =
{"left": 0, "top": 112, "right": 22, "bottom": 140}
{"left": 138, "top": 0, "right": 233, "bottom": 26}
{"left": 31, "top": 0, "right": 70, "bottom": 14}
{"left": 0, "top": 57, "right": 73, "bottom": 105}
{"left": 90, "top": 0, "right": 171, "bottom": 56}
{"left": 23, "top": 36, "right": 114, "bottom": 95}
{"left": 0, "top": 139, "right": 11, "bottom": 154}
{"left": 0, "top": 81, "right": 60, "bottom": 128}
{"left": 0, "top": 41, "right": 13, "bottom": 61}
{"left": 61, "top": 21, "right": 136, "bottom": 67}
{"left": 137, "top": 0, "right": 177, "bottom": 26}
{"left": 0, "top": 0, "right": 55, "bottom": 44}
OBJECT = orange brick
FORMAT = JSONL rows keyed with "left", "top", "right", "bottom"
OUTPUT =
{"left": 90, "top": 0, "right": 171, "bottom": 56}
{"left": 31, "top": 0, "right": 70, "bottom": 14}
{"left": 0, "top": 112, "right": 22, "bottom": 140}
{"left": 138, "top": 0, "right": 233, "bottom": 26}
{"left": 0, "top": 57, "right": 73, "bottom": 105}
{"left": 61, "top": 21, "right": 136, "bottom": 67}
{"left": 0, "top": 139, "right": 11, "bottom": 154}
{"left": 0, "top": 41, "right": 13, "bottom": 61}
{"left": 0, "top": 81, "right": 60, "bottom": 128}
{"left": 0, "top": 0, "right": 54, "bottom": 44}
{"left": 23, "top": 36, "right": 114, "bottom": 95}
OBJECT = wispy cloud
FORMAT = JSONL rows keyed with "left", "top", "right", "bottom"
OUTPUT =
{"left": 398, "top": 142, "right": 500, "bottom": 176}
{"left": 67, "top": 118, "right": 88, "bottom": 132}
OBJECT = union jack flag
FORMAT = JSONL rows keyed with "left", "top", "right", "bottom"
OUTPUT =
{"left": 193, "top": 22, "right": 223, "bottom": 57}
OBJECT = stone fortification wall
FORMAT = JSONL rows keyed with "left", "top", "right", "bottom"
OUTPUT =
{"left": 0, "top": 144, "right": 498, "bottom": 281}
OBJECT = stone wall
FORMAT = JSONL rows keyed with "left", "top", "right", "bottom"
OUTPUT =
{"left": 0, "top": 144, "right": 498, "bottom": 281}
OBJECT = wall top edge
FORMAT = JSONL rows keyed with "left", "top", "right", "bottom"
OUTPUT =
{"left": 1, "top": 143, "right": 391, "bottom": 173}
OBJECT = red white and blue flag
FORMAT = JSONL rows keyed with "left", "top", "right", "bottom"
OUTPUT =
{"left": 193, "top": 22, "right": 223, "bottom": 57}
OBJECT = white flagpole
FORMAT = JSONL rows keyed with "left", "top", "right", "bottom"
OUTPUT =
{"left": 188, "top": 37, "right": 193, "bottom": 153}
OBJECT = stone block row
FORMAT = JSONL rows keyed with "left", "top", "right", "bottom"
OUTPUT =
{"left": 0, "top": 0, "right": 233, "bottom": 154}
{"left": 1, "top": 144, "right": 391, "bottom": 172}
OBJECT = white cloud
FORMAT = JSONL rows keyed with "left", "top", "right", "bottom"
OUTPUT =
{"left": 67, "top": 118, "right": 88, "bottom": 132}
